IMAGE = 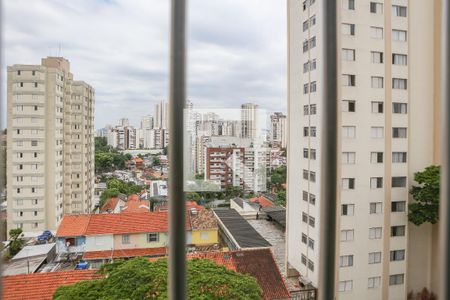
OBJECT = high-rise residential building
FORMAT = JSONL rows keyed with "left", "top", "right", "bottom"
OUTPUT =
{"left": 240, "top": 103, "right": 258, "bottom": 139}
{"left": 6, "top": 57, "right": 95, "bottom": 233}
{"left": 270, "top": 112, "right": 287, "bottom": 148}
{"left": 141, "top": 115, "right": 154, "bottom": 130}
{"left": 119, "top": 118, "right": 130, "bottom": 127}
{"left": 154, "top": 100, "right": 169, "bottom": 129}
{"left": 286, "top": 1, "right": 441, "bottom": 299}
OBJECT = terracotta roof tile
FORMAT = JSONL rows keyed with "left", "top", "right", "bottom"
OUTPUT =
{"left": 56, "top": 212, "right": 191, "bottom": 236}
{"left": 2, "top": 270, "right": 101, "bottom": 300}
{"left": 188, "top": 249, "right": 290, "bottom": 300}
{"left": 100, "top": 197, "right": 119, "bottom": 212}
{"left": 189, "top": 210, "right": 218, "bottom": 230}
{"left": 122, "top": 195, "right": 150, "bottom": 213}
{"left": 84, "top": 247, "right": 167, "bottom": 260}
{"left": 55, "top": 215, "right": 91, "bottom": 237}
{"left": 250, "top": 196, "right": 274, "bottom": 208}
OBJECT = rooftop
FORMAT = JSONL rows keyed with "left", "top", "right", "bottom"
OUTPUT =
{"left": 12, "top": 243, "right": 56, "bottom": 260}
{"left": 249, "top": 196, "right": 274, "bottom": 208}
{"left": 2, "top": 270, "right": 101, "bottom": 300}
{"left": 188, "top": 248, "right": 290, "bottom": 300}
{"left": 99, "top": 197, "right": 119, "bottom": 213}
{"left": 213, "top": 209, "right": 271, "bottom": 249}
{"left": 190, "top": 209, "right": 217, "bottom": 230}
{"left": 57, "top": 211, "right": 191, "bottom": 236}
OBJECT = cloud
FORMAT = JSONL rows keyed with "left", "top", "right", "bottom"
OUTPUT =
{"left": 1, "top": 0, "right": 286, "bottom": 128}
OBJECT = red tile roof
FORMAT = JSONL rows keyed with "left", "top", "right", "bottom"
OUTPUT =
{"left": 2, "top": 270, "right": 101, "bottom": 300}
{"left": 84, "top": 247, "right": 167, "bottom": 260}
{"left": 122, "top": 194, "right": 150, "bottom": 213}
{"left": 57, "top": 212, "right": 191, "bottom": 236}
{"left": 250, "top": 196, "right": 274, "bottom": 208}
{"left": 55, "top": 215, "right": 91, "bottom": 237}
{"left": 100, "top": 197, "right": 119, "bottom": 213}
{"left": 188, "top": 249, "right": 290, "bottom": 300}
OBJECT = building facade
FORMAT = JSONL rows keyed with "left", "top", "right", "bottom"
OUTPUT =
{"left": 270, "top": 112, "right": 287, "bottom": 148}
{"left": 6, "top": 57, "right": 95, "bottom": 233}
{"left": 286, "top": 1, "right": 441, "bottom": 299}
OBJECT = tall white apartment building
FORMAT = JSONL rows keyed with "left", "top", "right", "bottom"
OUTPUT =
{"left": 241, "top": 103, "right": 259, "bottom": 139}
{"left": 154, "top": 100, "right": 169, "bottom": 129}
{"left": 287, "top": 1, "right": 441, "bottom": 299}
{"left": 7, "top": 57, "right": 95, "bottom": 233}
{"left": 270, "top": 112, "right": 287, "bottom": 148}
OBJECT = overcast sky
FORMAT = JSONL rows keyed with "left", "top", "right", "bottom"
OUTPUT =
{"left": 1, "top": 0, "right": 286, "bottom": 129}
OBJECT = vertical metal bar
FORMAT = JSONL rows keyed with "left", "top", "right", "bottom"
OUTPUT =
{"left": 318, "top": 0, "right": 337, "bottom": 299}
{"left": 168, "top": 0, "right": 187, "bottom": 299}
{"left": 440, "top": 0, "right": 450, "bottom": 298}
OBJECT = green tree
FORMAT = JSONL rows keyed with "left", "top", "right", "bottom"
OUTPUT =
{"left": 276, "top": 190, "right": 286, "bottom": 207}
{"left": 408, "top": 165, "right": 440, "bottom": 226}
{"left": 153, "top": 156, "right": 161, "bottom": 166}
{"left": 8, "top": 228, "right": 25, "bottom": 257}
{"left": 53, "top": 257, "right": 261, "bottom": 300}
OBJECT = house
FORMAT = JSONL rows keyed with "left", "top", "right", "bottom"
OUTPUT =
{"left": 189, "top": 209, "right": 218, "bottom": 247}
{"left": 133, "top": 156, "right": 144, "bottom": 169}
{"left": 3, "top": 243, "right": 56, "bottom": 276}
{"left": 100, "top": 194, "right": 150, "bottom": 214}
{"left": 230, "top": 197, "right": 261, "bottom": 218}
{"left": 56, "top": 210, "right": 218, "bottom": 267}
{"left": 249, "top": 196, "right": 274, "bottom": 208}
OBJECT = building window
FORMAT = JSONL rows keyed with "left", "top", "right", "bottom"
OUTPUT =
{"left": 393, "top": 127, "right": 407, "bottom": 138}
{"left": 342, "top": 0, "right": 355, "bottom": 10}
{"left": 301, "top": 254, "right": 307, "bottom": 265}
{"left": 310, "top": 81, "right": 317, "bottom": 92}
{"left": 392, "top": 152, "right": 407, "bottom": 163}
{"left": 370, "top": 177, "right": 383, "bottom": 189}
{"left": 31, "top": 140, "right": 38, "bottom": 146}
{"left": 392, "top": 176, "right": 407, "bottom": 188}
{"left": 17, "top": 70, "right": 21, "bottom": 75}
{"left": 301, "top": 233, "right": 307, "bottom": 244}
{"left": 371, "top": 127, "right": 384, "bottom": 138}
{"left": 342, "top": 74, "right": 356, "bottom": 86}
{"left": 34, "top": 82, "right": 38, "bottom": 88}
{"left": 310, "top": 127, "right": 316, "bottom": 137}
{"left": 392, "top": 201, "right": 406, "bottom": 212}
{"left": 342, "top": 126, "right": 356, "bottom": 138}
{"left": 391, "top": 225, "right": 406, "bottom": 237}
{"left": 371, "top": 152, "right": 383, "bottom": 163}
{"left": 390, "top": 250, "right": 405, "bottom": 261}
{"left": 342, "top": 100, "right": 356, "bottom": 112}
{"left": 341, "top": 229, "right": 354, "bottom": 242}
{"left": 341, "top": 204, "right": 355, "bottom": 216}
{"left": 310, "top": 149, "right": 316, "bottom": 160}
{"left": 393, "top": 102, "right": 407, "bottom": 114}
{"left": 369, "top": 227, "right": 382, "bottom": 239}
{"left": 392, "top": 5, "right": 407, "bottom": 17}
{"left": 370, "top": 2, "right": 383, "bottom": 13}
{"left": 392, "top": 30, "right": 407, "bottom": 42}
{"left": 342, "top": 48, "right": 355, "bottom": 61}
{"left": 307, "top": 259, "right": 314, "bottom": 271}
{"left": 303, "top": 169, "right": 309, "bottom": 180}
{"left": 303, "top": 148, "right": 309, "bottom": 158}
{"left": 370, "top": 26, "right": 384, "bottom": 39}
{"left": 309, "top": 194, "right": 316, "bottom": 205}
{"left": 368, "top": 277, "right": 381, "bottom": 289}
{"left": 370, "top": 202, "right": 383, "bottom": 214}
{"left": 309, "top": 216, "right": 315, "bottom": 227}
{"left": 393, "top": 78, "right": 408, "bottom": 89}
{"left": 341, "top": 23, "right": 355, "bottom": 35}
{"left": 339, "top": 280, "right": 353, "bottom": 292}
{"left": 371, "top": 101, "right": 384, "bottom": 113}
{"left": 389, "top": 274, "right": 405, "bottom": 286}
{"left": 371, "top": 51, "right": 384, "bottom": 63}
{"left": 121, "top": 234, "right": 131, "bottom": 244}
{"left": 371, "top": 77, "right": 384, "bottom": 89}
{"left": 392, "top": 53, "right": 407, "bottom": 65}
{"left": 368, "top": 252, "right": 382, "bottom": 264}
{"left": 302, "top": 191, "right": 308, "bottom": 202}
{"left": 303, "top": 83, "right": 309, "bottom": 94}
{"left": 310, "top": 104, "right": 317, "bottom": 115}
{"left": 33, "top": 211, "right": 38, "bottom": 216}
{"left": 342, "top": 178, "right": 355, "bottom": 190}
{"left": 342, "top": 152, "right": 355, "bottom": 164}
{"left": 302, "top": 212, "right": 308, "bottom": 223}
{"left": 303, "top": 105, "right": 309, "bottom": 115}
{"left": 308, "top": 238, "right": 314, "bottom": 250}
{"left": 303, "top": 127, "right": 309, "bottom": 137}
{"left": 340, "top": 255, "right": 354, "bottom": 267}
{"left": 147, "top": 233, "right": 160, "bottom": 243}
{"left": 20, "top": 82, "right": 24, "bottom": 87}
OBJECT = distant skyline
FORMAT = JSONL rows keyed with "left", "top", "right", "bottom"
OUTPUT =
{"left": 1, "top": 0, "right": 287, "bottom": 129}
